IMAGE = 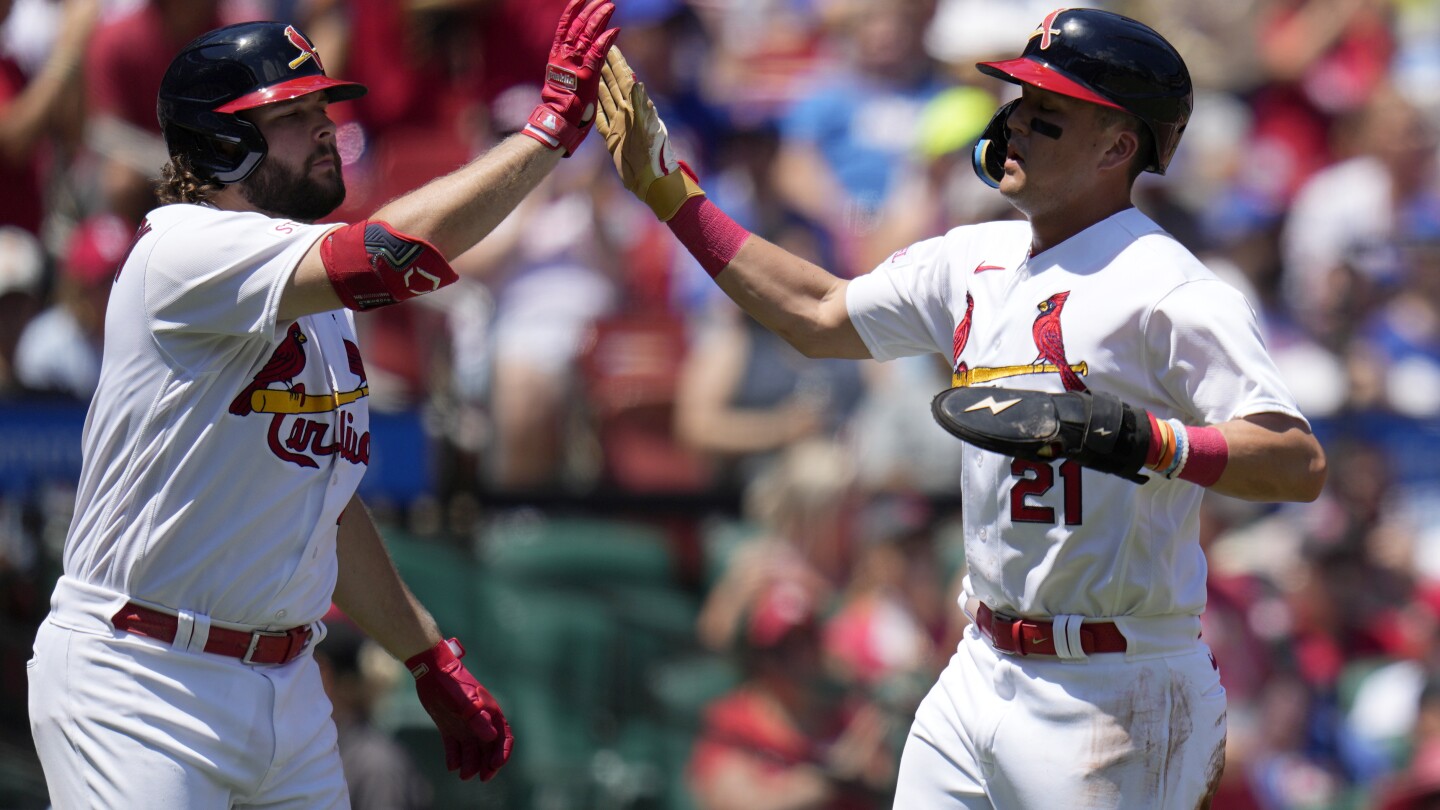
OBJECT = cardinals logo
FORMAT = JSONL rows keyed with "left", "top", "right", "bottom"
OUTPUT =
{"left": 951, "top": 291, "right": 1089, "bottom": 389}
{"left": 284, "top": 25, "right": 324, "bottom": 71}
{"left": 1031, "top": 8, "right": 1066, "bottom": 50}
{"left": 951, "top": 292, "right": 975, "bottom": 386}
{"left": 230, "top": 323, "right": 308, "bottom": 416}
{"left": 231, "top": 323, "right": 371, "bottom": 468}
{"left": 1030, "top": 292, "right": 1087, "bottom": 391}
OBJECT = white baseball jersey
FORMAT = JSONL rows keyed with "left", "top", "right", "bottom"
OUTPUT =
{"left": 61, "top": 203, "right": 367, "bottom": 629}
{"left": 847, "top": 207, "right": 1304, "bottom": 620}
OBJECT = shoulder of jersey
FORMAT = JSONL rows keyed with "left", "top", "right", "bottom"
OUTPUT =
{"left": 146, "top": 204, "right": 325, "bottom": 244}
{"left": 1119, "top": 227, "right": 1215, "bottom": 287}
{"left": 946, "top": 220, "right": 1031, "bottom": 270}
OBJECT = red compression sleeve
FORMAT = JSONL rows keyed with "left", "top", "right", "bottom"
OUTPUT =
{"left": 1178, "top": 425, "right": 1228, "bottom": 487}
{"left": 667, "top": 197, "right": 752, "bottom": 278}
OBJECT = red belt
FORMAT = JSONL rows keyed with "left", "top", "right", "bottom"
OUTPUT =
{"left": 111, "top": 603, "right": 312, "bottom": 665}
{"left": 974, "top": 602, "right": 1128, "bottom": 657}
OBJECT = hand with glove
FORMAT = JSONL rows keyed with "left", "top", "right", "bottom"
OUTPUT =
{"left": 931, "top": 386, "right": 1229, "bottom": 486}
{"left": 406, "top": 638, "right": 514, "bottom": 781}
{"left": 595, "top": 46, "right": 706, "bottom": 220}
{"left": 521, "top": 0, "right": 620, "bottom": 156}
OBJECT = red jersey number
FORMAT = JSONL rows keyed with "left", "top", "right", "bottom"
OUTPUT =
{"left": 1009, "top": 458, "right": 1083, "bottom": 526}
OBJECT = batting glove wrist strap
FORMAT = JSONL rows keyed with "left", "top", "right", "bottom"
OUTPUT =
{"left": 931, "top": 387, "right": 1152, "bottom": 484}
{"left": 647, "top": 162, "right": 707, "bottom": 221}
{"left": 407, "top": 637, "right": 514, "bottom": 781}
{"left": 522, "top": 0, "right": 619, "bottom": 156}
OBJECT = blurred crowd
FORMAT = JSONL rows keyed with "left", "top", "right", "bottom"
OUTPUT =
{"left": 5, "top": 0, "right": 1440, "bottom": 807}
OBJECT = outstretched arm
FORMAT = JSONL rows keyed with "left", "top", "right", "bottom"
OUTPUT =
{"left": 279, "top": 0, "right": 618, "bottom": 320}
{"left": 714, "top": 236, "right": 869, "bottom": 359}
{"left": 596, "top": 47, "right": 869, "bottom": 360}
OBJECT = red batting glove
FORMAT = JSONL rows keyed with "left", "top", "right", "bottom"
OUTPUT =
{"left": 406, "top": 638, "right": 514, "bottom": 781}
{"left": 521, "top": 0, "right": 620, "bottom": 156}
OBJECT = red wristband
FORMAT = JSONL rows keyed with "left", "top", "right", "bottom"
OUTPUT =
{"left": 667, "top": 196, "right": 751, "bottom": 278}
{"left": 1178, "top": 425, "right": 1228, "bottom": 487}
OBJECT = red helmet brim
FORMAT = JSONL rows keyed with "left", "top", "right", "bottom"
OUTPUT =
{"left": 214, "top": 76, "right": 366, "bottom": 113}
{"left": 976, "top": 57, "right": 1126, "bottom": 112}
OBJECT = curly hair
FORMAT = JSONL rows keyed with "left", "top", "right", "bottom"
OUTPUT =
{"left": 155, "top": 156, "right": 224, "bottom": 205}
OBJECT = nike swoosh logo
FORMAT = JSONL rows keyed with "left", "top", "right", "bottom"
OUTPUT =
{"left": 964, "top": 395, "right": 1022, "bottom": 414}
{"left": 974, "top": 263, "right": 1006, "bottom": 273}
{"left": 1093, "top": 428, "right": 1111, "bottom": 436}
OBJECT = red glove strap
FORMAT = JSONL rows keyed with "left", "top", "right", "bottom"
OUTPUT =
{"left": 667, "top": 196, "right": 752, "bottom": 279}
{"left": 524, "top": 104, "right": 582, "bottom": 155}
{"left": 405, "top": 637, "right": 463, "bottom": 678}
{"left": 1178, "top": 425, "right": 1228, "bottom": 487}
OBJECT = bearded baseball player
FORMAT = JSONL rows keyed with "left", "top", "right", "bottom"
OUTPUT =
{"left": 26, "top": 4, "right": 617, "bottom": 807}
{"left": 597, "top": 8, "right": 1326, "bottom": 809}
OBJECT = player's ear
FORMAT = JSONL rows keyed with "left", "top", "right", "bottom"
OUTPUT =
{"left": 1098, "top": 125, "right": 1140, "bottom": 175}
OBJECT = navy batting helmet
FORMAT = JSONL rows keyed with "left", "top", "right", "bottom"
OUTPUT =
{"left": 157, "top": 22, "right": 366, "bottom": 184}
{"left": 971, "top": 8, "right": 1192, "bottom": 187}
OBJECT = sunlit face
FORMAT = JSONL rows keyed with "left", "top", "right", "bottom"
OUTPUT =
{"left": 997, "top": 86, "right": 1127, "bottom": 217}
{"left": 238, "top": 93, "right": 345, "bottom": 222}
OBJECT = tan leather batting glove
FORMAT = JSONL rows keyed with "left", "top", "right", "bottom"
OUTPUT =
{"left": 595, "top": 47, "right": 705, "bottom": 221}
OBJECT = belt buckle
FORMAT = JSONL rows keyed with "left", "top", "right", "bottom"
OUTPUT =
{"left": 990, "top": 609, "right": 1027, "bottom": 656}
{"left": 242, "top": 629, "right": 291, "bottom": 664}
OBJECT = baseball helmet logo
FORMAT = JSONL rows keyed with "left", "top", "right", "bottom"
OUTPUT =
{"left": 284, "top": 25, "right": 324, "bottom": 71}
{"left": 1033, "top": 8, "right": 1066, "bottom": 50}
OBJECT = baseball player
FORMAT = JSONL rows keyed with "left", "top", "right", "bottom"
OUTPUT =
{"left": 596, "top": 8, "right": 1326, "bottom": 809}
{"left": 27, "top": 5, "right": 617, "bottom": 807}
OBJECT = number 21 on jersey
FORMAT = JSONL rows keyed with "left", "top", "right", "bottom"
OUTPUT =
{"left": 1010, "top": 458, "right": 1083, "bottom": 525}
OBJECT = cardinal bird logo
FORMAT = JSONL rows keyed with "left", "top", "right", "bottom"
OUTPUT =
{"left": 1031, "top": 291, "right": 1087, "bottom": 392}
{"left": 284, "top": 25, "right": 323, "bottom": 71}
{"left": 343, "top": 338, "right": 367, "bottom": 383}
{"left": 951, "top": 292, "right": 975, "bottom": 384}
{"left": 230, "top": 323, "right": 309, "bottom": 416}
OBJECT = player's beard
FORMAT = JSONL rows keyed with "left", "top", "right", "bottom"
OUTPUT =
{"left": 239, "top": 144, "right": 346, "bottom": 222}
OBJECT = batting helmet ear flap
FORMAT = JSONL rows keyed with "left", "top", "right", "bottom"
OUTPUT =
{"left": 972, "top": 99, "right": 1018, "bottom": 189}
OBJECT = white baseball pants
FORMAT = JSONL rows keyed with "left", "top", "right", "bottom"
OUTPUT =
{"left": 893, "top": 623, "right": 1226, "bottom": 809}
{"left": 28, "top": 578, "right": 347, "bottom": 809}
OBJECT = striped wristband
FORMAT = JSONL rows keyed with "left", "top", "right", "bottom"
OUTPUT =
{"left": 1144, "top": 413, "right": 1229, "bottom": 486}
